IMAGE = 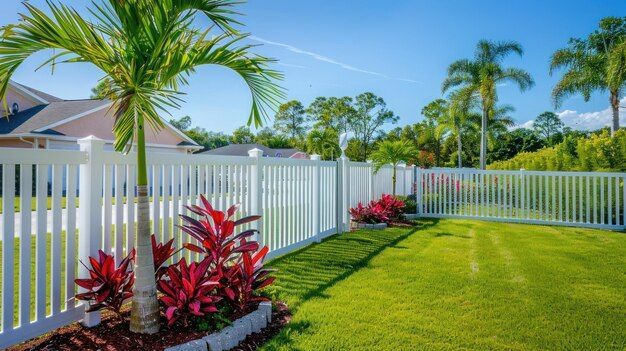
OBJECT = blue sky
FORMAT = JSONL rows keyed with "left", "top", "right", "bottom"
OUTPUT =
{"left": 2, "top": 0, "right": 626, "bottom": 133}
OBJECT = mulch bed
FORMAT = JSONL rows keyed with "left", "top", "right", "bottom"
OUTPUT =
{"left": 7, "top": 302, "right": 291, "bottom": 351}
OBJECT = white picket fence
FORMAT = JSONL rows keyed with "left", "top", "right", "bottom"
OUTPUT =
{"left": 1, "top": 138, "right": 624, "bottom": 349}
{"left": 417, "top": 168, "right": 626, "bottom": 230}
{"left": 0, "top": 137, "right": 413, "bottom": 348}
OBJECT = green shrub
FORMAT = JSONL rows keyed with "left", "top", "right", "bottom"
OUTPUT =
{"left": 488, "top": 129, "right": 626, "bottom": 172}
{"left": 395, "top": 195, "right": 416, "bottom": 214}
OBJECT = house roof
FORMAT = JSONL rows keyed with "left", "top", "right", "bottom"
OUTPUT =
{"left": 200, "top": 143, "right": 271, "bottom": 156}
{"left": 272, "top": 148, "right": 306, "bottom": 158}
{"left": 0, "top": 99, "right": 111, "bottom": 135}
{"left": 200, "top": 143, "right": 306, "bottom": 158}
{"left": 13, "top": 82, "right": 64, "bottom": 103}
{"left": 0, "top": 82, "right": 200, "bottom": 148}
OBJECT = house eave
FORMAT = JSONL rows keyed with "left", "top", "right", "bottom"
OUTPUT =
{"left": 0, "top": 133, "right": 202, "bottom": 150}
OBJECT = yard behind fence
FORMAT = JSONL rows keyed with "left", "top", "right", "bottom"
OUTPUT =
{"left": 0, "top": 137, "right": 624, "bottom": 348}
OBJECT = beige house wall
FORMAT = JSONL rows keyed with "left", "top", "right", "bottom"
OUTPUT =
{"left": 53, "top": 108, "right": 185, "bottom": 146}
{"left": 0, "top": 138, "right": 34, "bottom": 148}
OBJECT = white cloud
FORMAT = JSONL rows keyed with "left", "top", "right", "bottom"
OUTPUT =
{"left": 557, "top": 97, "right": 626, "bottom": 131}
{"left": 511, "top": 98, "right": 626, "bottom": 131}
{"left": 250, "top": 36, "right": 420, "bottom": 84}
{"left": 509, "top": 119, "right": 533, "bottom": 130}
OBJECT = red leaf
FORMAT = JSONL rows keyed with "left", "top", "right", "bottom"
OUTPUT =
{"left": 234, "top": 215, "right": 261, "bottom": 227}
{"left": 183, "top": 243, "right": 204, "bottom": 254}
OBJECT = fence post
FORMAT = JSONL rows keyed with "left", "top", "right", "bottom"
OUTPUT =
{"left": 366, "top": 160, "right": 375, "bottom": 202}
{"left": 248, "top": 148, "right": 264, "bottom": 246}
{"left": 518, "top": 168, "right": 526, "bottom": 218}
{"left": 311, "top": 154, "right": 321, "bottom": 241}
{"left": 77, "top": 136, "right": 104, "bottom": 327}
{"left": 415, "top": 166, "right": 421, "bottom": 215}
{"left": 399, "top": 163, "right": 408, "bottom": 196}
{"left": 622, "top": 174, "right": 626, "bottom": 229}
{"left": 336, "top": 156, "right": 349, "bottom": 233}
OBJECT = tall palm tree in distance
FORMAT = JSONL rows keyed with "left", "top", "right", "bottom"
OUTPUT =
{"left": 0, "top": 0, "right": 283, "bottom": 334}
{"left": 442, "top": 88, "right": 479, "bottom": 168}
{"left": 551, "top": 17, "right": 626, "bottom": 137}
{"left": 443, "top": 40, "right": 534, "bottom": 169}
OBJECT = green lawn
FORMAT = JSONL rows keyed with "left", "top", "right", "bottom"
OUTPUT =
{"left": 262, "top": 219, "right": 626, "bottom": 350}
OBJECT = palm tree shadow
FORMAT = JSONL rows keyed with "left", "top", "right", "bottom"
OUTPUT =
{"left": 262, "top": 219, "right": 439, "bottom": 348}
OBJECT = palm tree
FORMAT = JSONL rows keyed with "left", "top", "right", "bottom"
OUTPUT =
{"left": 442, "top": 40, "right": 534, "bottom": 169}
{"left": 0, "top": 0, "right": 283, "bottom": 334}
{"left": 441, "top": 88, "right": 478, "bottom": 168}
{"left": 306, "top": 127, "right": 339, "bottom": 160}
{"left": 371, "top": 140, "right": 416, "bottom": 196}
{"left": 421, "top": 99, "right": 449, "bottom": 166}
{"left": 551, "top": 17, "right": 626, "bottom": 137}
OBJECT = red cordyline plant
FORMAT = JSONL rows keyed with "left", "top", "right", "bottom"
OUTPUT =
{"left": 350, "top": 202, "right": 388, "bottom": 224}
{"left": 179, "top": 195, "right": 260, "bottom": 274}
{"left": 152, "top": 234, "right": 183, "bottom": 279}
{"left": 227, "top": 245, "right": 275, "bottom": 312}
{"left": 157, "top": 257, "right": 221, "bottom": 326}
{"left": 350, "top": 194, "right": 406, "bottom": 224}
{"left": 378, "top": 194, "right": 405, "bottom": 220}
{"left": 75, "top": 249, "right": 135, "bottom": 318}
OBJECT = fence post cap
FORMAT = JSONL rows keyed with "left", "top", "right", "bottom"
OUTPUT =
{"left": 77, "top": 135, "right": 105, "bottom": 145}
{"left": 310, "top": 154, "right": 321, "bottom": 160}
{"left": 248, "top": 148, "right": 264, "bottom": 158}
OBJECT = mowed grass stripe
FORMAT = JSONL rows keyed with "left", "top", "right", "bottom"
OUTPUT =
{"left": 262, "top": 219, "right": 626, "bottom": 351}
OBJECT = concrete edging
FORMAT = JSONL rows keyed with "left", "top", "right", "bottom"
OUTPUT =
{"left": 164, "top": 301, "right": 272, "bottom": 351}
{"left": 351, "top": 222, "right": 388, "bottom": 230}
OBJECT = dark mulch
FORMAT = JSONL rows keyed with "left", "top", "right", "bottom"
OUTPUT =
{"left": 8, "top": 302, "right": 290, "bottom": 351}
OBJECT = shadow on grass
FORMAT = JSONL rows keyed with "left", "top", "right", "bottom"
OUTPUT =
{"left": 434, "top": 231, "right": 471, "bottom": 239}
{"left": 266, "top": 218, "right": 439, "bottom": 311}
{"left": 262, "top": 219, "right": 438, "bottom": 350}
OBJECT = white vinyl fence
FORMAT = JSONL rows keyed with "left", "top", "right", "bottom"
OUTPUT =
{"left": 1, "top": 138, "right": 625, "bottom": 349}
{"left": 417, "top": 168, "right": 626, "bottom": 230}
{"left": 0, "top": 137, "right": 410, "bottom": 348}
{"left": 348, "top": 161, "right": 414, "bottom": 207}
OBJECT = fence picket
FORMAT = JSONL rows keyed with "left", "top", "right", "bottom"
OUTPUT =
{"left": 2, "top": 164, "right": 15, "bottom": 332}
{"left": 35, "top": 164, "right": 47, "bottom": 322}
{"left": 19, "top": 165, "right": 32, "bottom": 324}
{"left": 51, "top": 164, "right": 63, "bottom": 315}
{"left": 65, "top": 166, "right": 77, "bottom": 310}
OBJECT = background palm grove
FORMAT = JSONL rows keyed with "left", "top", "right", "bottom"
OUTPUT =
{"left": 141, "top": 17, "right": 626, "bottom": 172}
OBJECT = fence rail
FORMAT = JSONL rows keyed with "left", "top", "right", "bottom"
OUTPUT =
{"left": 1, "top": 139, "right": 625, "bottom": 348}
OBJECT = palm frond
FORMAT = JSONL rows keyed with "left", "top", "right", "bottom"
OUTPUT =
{"left": 499, "top": 67, "right": 535, "bottom": 91}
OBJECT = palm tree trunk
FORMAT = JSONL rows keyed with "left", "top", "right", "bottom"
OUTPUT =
{"left": 392, "top": 166, "right": 397, "bottom": 196}
{"left": 480, "top": 108, "right": 488, "bottom": 170}
{"left": 130, "top": 114, "right": 160, "bottom": 334}
{"left": 456, "top": 132, "right": 462, "bottom": 168}
{"left": 610, "top": 90, "right": 620, "bottom": 137}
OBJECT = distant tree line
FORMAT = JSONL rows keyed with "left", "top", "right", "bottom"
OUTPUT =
{"left": 170, "top": 92, "right": 399, "bottom": 161}
{"left": 152, "top": 16, "right": 626, "bottom": 169}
